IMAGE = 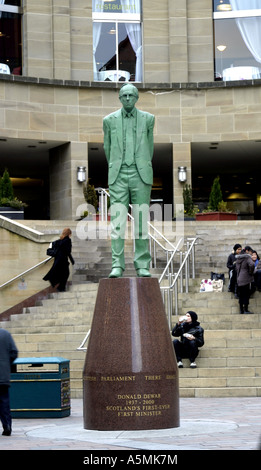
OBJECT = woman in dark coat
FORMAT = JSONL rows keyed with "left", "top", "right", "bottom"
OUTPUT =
{"left": 43, "top": 227, "right": 74, "bottom": 292}
{"left": 235, "top": 249, "right": 255, "bottom": 314}
{"left": 172, "top": 311, "right": 204, "bottom": 369}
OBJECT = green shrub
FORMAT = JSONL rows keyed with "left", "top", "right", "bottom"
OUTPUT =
{"left": 208, "top": 176, "right": 223, "bottom": 212}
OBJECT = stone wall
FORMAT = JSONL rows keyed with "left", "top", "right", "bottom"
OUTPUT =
{"left": 22, "top": 1, "right": 215, "bottom": 84}
{"left": 1, "top": 74, "right": 261, "bottom": 212}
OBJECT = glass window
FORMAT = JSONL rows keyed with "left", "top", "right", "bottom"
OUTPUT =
{"left": 93, "top": 0, "right": 142, "bottom": 82}
{"left": 1, "top": 1, "right": 21, "bottom": 6}
{"left": 213, "top": 1, "right": 261, "bottom": 81}
{"left": 0, "top": 1, "right": 22, "bottom": 75}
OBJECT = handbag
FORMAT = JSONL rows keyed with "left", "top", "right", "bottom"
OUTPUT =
{"left": 211, "top": 272, "right": 225, "bottom": 283}
{"left": 46, "top": 239, "right": 60, "bottom": 257}
{"left": 212, "top": 279, "right": 223, "bottom": 292}
{"left": 200, "top": 279, "right": 213, "bottom": 292}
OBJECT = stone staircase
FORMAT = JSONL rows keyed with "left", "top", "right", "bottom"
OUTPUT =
{"left": 2, "top": 275, "right": 261, "bottom": 399}
{"left": 176, "top": 279, "right": 261, "bottom": 397}
{"left": 0, "top": 283, "right": 97, "bottom": 399}
{"left": 1, "top": 220, "right": 261, "bottom": 398}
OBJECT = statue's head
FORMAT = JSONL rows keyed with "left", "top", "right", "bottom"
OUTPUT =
{"left": 119, "top": 84, "right": 139, "bottom": 113}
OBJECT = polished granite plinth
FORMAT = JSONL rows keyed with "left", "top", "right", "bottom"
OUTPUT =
{"left": 83, "top": 277, "right": 179, "bottom": 430}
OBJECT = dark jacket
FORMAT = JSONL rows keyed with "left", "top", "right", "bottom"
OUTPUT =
{"left": 172, "top": 320, "right": 204, "bottom": 348}
{"left": 227, "top": 252, "right": 236, "bottom": 271}
{"left": 235, "top": 253, "right": 255, "bottom": 286}
{"left": 43, "top": 236, "right": 74, "bottom": 289}
{"left": 0, "top": 329, "right": 18, "bottom": 386}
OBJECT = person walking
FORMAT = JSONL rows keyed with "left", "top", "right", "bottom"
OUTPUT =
{"left": 43, "top": 227, "right": 74, "bottom": 292}
{"left": 0, "top": 328, "right": 18, "bottom": 436}
{"left": 235, "top": 248, "right": 255, "bottom": 314}
{"left": 172, "top": 311, "right": 204, "bottom": 369}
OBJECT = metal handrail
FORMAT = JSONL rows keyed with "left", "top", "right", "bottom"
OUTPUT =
{"left": 158, "top": 236, "right": 184, "bottom": 283}
{"left": 96, "top": 187, "right": 180, "bottom": 271}
{"left": 160, "top": 237, "right": 198, "bottom": 328}
{"left": 0, "top": 257, "right": 52, "bottom": 290}
{"left": 96, "top": 187, "right": 176, "bottom": 247}
{"left": 76, "top": 239, "right": 197, "bottom": 352}
{"left": 76, "top": 189, "right": 197, "bottom": 351}
{"left": 77, "top": 329, "right": 91, "bottom": 351}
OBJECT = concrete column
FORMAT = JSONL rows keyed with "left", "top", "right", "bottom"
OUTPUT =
{"left": 168, "top": 0, "right": 188, "bottom": 83}
{"left": 49, "top": 141, "right": 88, "bottom": 220}
{"left": 23, "top": 1, "right": 53, "bottom": 78}
{"left": 52, "top": 0, "right": 71, "bottom": 80}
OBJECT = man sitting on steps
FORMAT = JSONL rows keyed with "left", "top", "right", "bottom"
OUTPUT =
{"left": 172, "top": 311, "right": 204, "bottom": 369}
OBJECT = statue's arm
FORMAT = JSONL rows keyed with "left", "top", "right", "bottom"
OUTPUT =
{"left": 147, "top": 114, "right": 155, "bottom": 159}
{"left": 103, "top": 118, "right": 111, "bottom": 162}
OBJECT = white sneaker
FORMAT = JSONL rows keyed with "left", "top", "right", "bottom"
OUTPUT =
{"left": 177, "top": 361, "right": 183, "bottom": 368}
{"left": 190, "top": 362, "right": 197, "bottom": 368}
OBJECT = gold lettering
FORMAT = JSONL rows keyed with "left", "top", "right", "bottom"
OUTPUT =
{"left": 135, "top": 410, "right": 162, "bottom": 417}
{"left": 118, "top": 411, "right": 134, "bottom": 417}
{"left": 159, "top": 404, "right": 170, "bottom": 410}
{"left": 143, "top": 394, "right": 161, "bottom": 399}
{"left": 100, "top": 375, "right": 136, "bottom": 382}
{"left": 117, "top": 394, "right": 141, "bottom": 400}
{"left": 84, "top": 376, "right": 96, "bottom": 381}
{"left": 145, "top": 375, "right": 161, "bottom": 381}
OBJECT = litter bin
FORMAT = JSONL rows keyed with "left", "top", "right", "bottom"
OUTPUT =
{"left": 10, "top": 357, "right": 70, "bottom": 418}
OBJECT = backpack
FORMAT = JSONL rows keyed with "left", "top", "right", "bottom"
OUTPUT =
{"left": 46, "top": 239, "right": 60, "bottom": 257}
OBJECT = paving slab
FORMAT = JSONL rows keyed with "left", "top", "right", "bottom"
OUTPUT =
{"left": 1, "top": 397, "right": 260, "bottom": 454}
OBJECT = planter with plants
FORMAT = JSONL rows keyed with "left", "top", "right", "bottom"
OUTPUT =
{"left": 0, "top": 169, "right": 27, "bottom": 219}
{"left": 182, "top": 184, "right": 198, "bottom": 220}
{"left": 82, "top": 179, "right": 99, "bottom": 219}
{"left": 195, "top": 176, "right": 237, "bottom": 221}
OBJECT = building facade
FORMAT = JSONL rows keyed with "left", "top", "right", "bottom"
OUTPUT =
{"left": 1, "top": 0, "right": 261, "bottom": 219}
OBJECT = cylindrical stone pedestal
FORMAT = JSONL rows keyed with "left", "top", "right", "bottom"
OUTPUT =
{"left": 83, "top": 277, "right": 179, "bottom": 430}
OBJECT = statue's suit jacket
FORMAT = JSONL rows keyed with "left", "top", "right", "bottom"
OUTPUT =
{"left": 103, "top": 108, "right": 155, "bottom": 186}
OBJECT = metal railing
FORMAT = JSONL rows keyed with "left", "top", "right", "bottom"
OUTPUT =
{"left": 77, "top": 330, "right": 91, "bottom": 351}
{"left": 76, "top": 188, "right": 198, "bottom": 350}
{"left": 0, "top": 257, "right": 52, "bottom": 290}
{"left": 0, "top": 193, "right": 198, "bottom": 349}
{"left": 160, "top": 237, "right": 198, "bottom": 328}
{"left": 96, "top": 187, "right": 182, "bottom": 272}
{"left": 76, "top": 237, "right": 197, "bottom": 351}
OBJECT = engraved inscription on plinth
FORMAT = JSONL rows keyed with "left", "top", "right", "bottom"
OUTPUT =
{"left": 83, "top": 277, "right": 179, "bottom": 430}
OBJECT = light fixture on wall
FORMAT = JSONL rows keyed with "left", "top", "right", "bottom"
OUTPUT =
{"left": 77, "top": 166, "right": 86, "bottom": 183}
{"left": 217, "top": 45, "right": 227, "bottom": 75}
{"left": 217, "top": 45, "right": 227, "bottom": 53}
{"left": 178, "top": 166, "right": 187, "bottom": 183}
{"left": 217, "top": 1, "right": 232, "bottom": 11}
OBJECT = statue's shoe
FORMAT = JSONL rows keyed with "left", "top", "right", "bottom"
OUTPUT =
{"left": 136, "top": 268, "right": 151, "bottom": 277}
{"left": 109, "top": 268, "right": 123, "bottom": 278}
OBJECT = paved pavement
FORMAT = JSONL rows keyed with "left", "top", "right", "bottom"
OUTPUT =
{"left": 1, "top": 397, "right": 260, "bottom": 453}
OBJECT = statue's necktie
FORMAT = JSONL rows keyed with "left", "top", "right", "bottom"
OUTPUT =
{"left": 125, "top": 114, "right": 134, "bottom": 166}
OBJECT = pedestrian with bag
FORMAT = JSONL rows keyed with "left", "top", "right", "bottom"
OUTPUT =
{"left": 43, "top": 227, "right": 74, "bottom": 292}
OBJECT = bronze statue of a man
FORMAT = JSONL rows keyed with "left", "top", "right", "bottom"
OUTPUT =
{"left": 103, "top": 83, "right": 155, "bottom": 278}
